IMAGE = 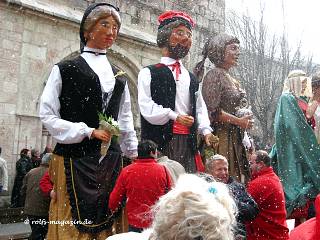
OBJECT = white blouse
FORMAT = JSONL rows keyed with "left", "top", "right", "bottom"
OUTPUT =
{"left": 138, "top": 57, "right": 212, "bottom": 135}
{"left": 39, "top": 47, "right": 138, "bottom": 158}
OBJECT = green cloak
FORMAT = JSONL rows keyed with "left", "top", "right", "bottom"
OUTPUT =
{"left": 270, "top": 93, "right": 320, "bottom": 215}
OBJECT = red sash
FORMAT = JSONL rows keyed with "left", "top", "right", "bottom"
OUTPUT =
{"left": 172, "top": 121, "right": 205, "bottom": 172}
{"left": 173, "top": 121, "right": 190, "bottom": 134}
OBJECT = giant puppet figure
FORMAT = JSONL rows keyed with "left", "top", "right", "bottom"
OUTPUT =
{"left": 194, "top": 33, "right": 253, "bottom": 183}
{"left": 40, "top": 3, "right": 137, "bottom": 239}
{"left": 270, "top": 70, "right": 320, "bottom": 216}
{"left": 138, "top": 11, "right": 215, "bottom": 173}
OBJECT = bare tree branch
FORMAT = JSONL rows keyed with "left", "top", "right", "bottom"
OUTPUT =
{"left": 226, "top": 9, "right": 315, "bottom": 146}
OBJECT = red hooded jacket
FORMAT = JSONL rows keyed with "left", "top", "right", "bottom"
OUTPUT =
{"left": 246, "top": 167, "right": 289, "bottom": 240}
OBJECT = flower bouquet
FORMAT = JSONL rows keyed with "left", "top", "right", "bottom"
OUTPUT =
{"left": 98, "top": 112, "right": 120, "bottom": 156}
{"left": 235, "top": 106, "right": 254, "bottom": 149}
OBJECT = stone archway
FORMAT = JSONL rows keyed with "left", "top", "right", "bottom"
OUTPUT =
{"left": 106, "top": 49, "right": 141, "bottom": 134}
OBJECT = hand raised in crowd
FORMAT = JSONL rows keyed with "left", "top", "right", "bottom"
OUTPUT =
{"left": 176, "top": 115, "right": 194, "bottom": 127}
{"left": 92, "top": 129, "right": 111, "bottom": 142}
{"left": 238, "top": 115, "right": 254, "bottom": 129}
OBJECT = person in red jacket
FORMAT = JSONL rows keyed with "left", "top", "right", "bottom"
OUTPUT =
{"left": 39, "top": 170, "right": 56, "bottom": 201}
{"left": 108, "top": 140, "right": 172, "bottom": 232}
{"left": 289, "top": 194, "right": 320, "bottom": 240}
{"left": 246, "top": 150, "right": 289, "bottom": 240}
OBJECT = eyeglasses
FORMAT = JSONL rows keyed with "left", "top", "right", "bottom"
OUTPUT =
{"left": 172, "top": 29, "right": 192, "bottom": 39}
{"left": 99, "top": 20, "right": 119, "bottom": 31}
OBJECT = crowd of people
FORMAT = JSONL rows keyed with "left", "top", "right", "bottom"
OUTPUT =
{"left": 3, "top": 2, "right": 320, "bottom": 240}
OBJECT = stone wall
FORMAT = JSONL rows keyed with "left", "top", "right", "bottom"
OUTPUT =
{"left": 0, "top": 0, "right": 225, "bottom": 199}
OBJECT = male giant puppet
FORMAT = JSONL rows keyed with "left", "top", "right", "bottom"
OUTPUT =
{"left": 138, "top": 11, "right": 214, "bottom": 173}
{"left": 40, "top": 3, "right": 137, "bottom": 239}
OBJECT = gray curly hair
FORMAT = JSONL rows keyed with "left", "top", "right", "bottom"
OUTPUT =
{"left": 149, "top": 174, "right": 237, "bottom": 240}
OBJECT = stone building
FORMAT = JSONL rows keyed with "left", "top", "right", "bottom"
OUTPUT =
{"left": 0, "top": 0, "right": 225, "bottom": 199}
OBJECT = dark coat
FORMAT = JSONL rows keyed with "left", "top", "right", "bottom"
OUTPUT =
{"left": 11, "top": 155, "right": 33, "bottom": 207}
{"left": 228, "top": 177, "right": 259, "bottom": 238}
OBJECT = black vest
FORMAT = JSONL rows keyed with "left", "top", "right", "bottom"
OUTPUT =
{"left": 53, "top": 56, "right": 126, "bottom": 158}
{"left": 140, "top": 63, "right": 199, "bottom": 153}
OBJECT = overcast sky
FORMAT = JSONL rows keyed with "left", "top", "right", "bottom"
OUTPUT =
{"left": 225, "top": 0, "right": 320, "bottom": 63}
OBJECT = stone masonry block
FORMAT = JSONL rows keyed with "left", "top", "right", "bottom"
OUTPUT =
{"left": 0, "top": 29, "right": 22, "bottom": 43}
{"left": 146, "top": 0, "right": 165, "bottom": 10}
{"left": 21, "top": 43, "right": 47, "bottom": 60}
{"left": 164, "top": 0, "right": 174, "bottom": 10}
{"left": 3, "top": 82, "right": 18, "bottom": 94}
{"left": 31, "top": 33, "right": 51, "bottom": 47}
{"left": 24, "top": 18, "right": 36, "bottom": 31}
{"left": 0, "top": 49, "right": 19, "bottom": 62}
{"left": 22, "top": 30, "right": 32, "bottom": 43}
{"left": 2, "top": 39, "right": 21, "bottom": 52}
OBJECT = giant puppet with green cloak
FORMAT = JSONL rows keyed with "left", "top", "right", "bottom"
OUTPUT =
{"left": 270, "top": 70, "right": 320, "bottom": 216}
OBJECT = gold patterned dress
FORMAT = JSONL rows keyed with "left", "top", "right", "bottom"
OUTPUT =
{"left": 202, "top": 67, "right": 250, "bottom": 183}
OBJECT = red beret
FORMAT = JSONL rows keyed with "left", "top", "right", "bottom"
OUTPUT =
{"left": 158, "top": 10, "right": 195, "bottom": 29}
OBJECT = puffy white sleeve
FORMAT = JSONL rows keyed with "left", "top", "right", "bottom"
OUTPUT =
{"left": 39, "top": 65, "right": 94, "bottom": 144}
{"left": 117, "top": 83, "right": 138, "bottom": 158}
{"left": 196, "top": 85, "right": 213, "bottom": 135}
{"left": 138, "top": 67, "right": 178, "bottom": 125}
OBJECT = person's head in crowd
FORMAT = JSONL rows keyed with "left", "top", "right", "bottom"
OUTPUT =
{"left": 43, "top": 146, "right": 52, "bottom": 154}
{"left": 20, "top": 148, "right": 30, "bottom": 158}
{"left": 137, "top": 140, "right": 158, "bottom": 159}
{"left": 249, "top": 150, "right": 271, "bottom": 175}
{"left": 157, "top": 10, "right": 195, "bottom": 60}
{"left": 194, "top": 33, "right": 240, "bottom": 80}
{"left": 41, "top": 153, "right": 52, "bottom": 167}
{"left": 311, "top": 71, "right": 320, "bottom": 98}
{"left": 205, "top": 154, "right": 229, "bottom": 184}
{"left": 31, "top": 149, "right": 40, "bottom": 159}
{"left": 149, "top": 174, "right": 237, "bottom": 240}
{"left": 283, "top": 70, "right": 312, "bottom": 97}
{"left": 80, "top": 3, "right": 121, "bottom": 51}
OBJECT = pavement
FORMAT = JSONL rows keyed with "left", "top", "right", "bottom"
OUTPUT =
{"left": 0, "top": 222, "right": 31, "bottom": 240}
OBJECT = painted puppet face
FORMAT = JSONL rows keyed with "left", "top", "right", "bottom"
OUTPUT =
{"left": 85, "top": 16, "right": 119, "bottom": 50}
{"left": 223, "top": 42, "right": 240, "bottom": 69}
{"left": 168, "top": 25, "right": 192, "bottom": 59}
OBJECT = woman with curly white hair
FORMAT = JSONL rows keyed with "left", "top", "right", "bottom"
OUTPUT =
{"left": 107, "top": 174, "right": 237, "bottom": 240}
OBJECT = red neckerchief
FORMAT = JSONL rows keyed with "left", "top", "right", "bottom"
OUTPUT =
{"left": 168, "top": 60, "right": 181, "bottom": 81}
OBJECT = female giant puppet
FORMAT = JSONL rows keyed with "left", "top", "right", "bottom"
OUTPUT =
{"left": 270, "top": 70, "right": 320, "bottom": 216}
{"left": 39, "top": 3, "right": 138, "bottom": 239}
{"left": 195, "top": 33, "right": 253, "bottom": 183}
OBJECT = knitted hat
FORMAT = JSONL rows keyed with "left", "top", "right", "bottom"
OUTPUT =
{"left": 158, "top": 10, "right": 195, "bottom": 30}
{"left": 79, "top": 3, "right": 121, "bottom": 51}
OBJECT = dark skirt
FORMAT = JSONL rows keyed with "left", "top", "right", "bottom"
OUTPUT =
{"left": 64, "top": 143, "right": 122, "bottom": 233}
{"left": 162, "top": 134, "right": 196, "bottom": 173}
